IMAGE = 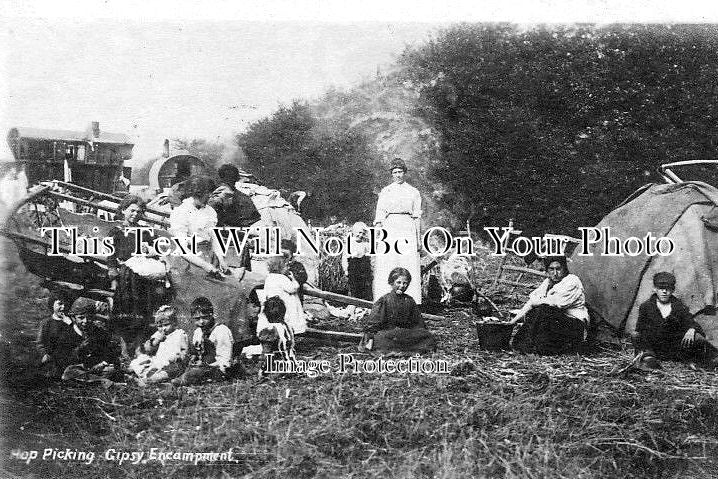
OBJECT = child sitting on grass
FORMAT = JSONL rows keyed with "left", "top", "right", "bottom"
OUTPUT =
{"left": 362, "top": 267, "right": 436, "bottom": 354}
{"left": 37, "top": 291, "right": 81, "bottom": 378}
{"left": 235, "top": 289, "right": 264, "bottom": 356}
{"left": 173, "top": 297, "right": 242, "bottom": 385}
{"left": 61, "top": 297, "right": 123, "bottom": 382}
{"left": 263, "top": 256, "right": 307, "bottom": 334}
{"left": 633, "top": 272, "right": 718, "bottom": 369}
{"left": 129, "top": 305, "right": 188, "bottom": 384}
{"left": 257, "top": 296, "right": 297, "bottom": 375}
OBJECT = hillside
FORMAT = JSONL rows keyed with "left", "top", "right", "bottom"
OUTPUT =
{"left": 310, "top": 72, "right": 464, "bottom": 230}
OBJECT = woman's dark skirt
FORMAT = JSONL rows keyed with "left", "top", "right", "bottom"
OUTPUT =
{"left": 373, "top": 327, "right": 436, "bottom": 354}
{"left": 112, "top": 265, "right": 173, "bottom": 349}
{"left": 511, "top": 305, "right": 586, "bottom": 355}
{"left": 348, "top": 256, "right": 373, "bottom": 301}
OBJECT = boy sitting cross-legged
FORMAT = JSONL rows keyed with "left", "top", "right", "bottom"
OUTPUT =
{"left": 172, "top": 297, "right": 244, "bottom": 385}
{"left": 632, "top": 272, "right": 718, "bottom": 370}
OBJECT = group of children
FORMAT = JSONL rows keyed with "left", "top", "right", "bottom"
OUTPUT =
{"left": 36, "top": 256, "right": 434, "bottom": 384}
{"left": 37, "top": 255, "right": 718, "bottom": 385}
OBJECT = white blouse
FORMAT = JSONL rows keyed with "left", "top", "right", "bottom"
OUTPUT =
{"left": 263, "top": 273, "right": 307, "bottom": 334}
{"left": 529, "top": 274, "right": 590, "bottom": 323}
{"left": 169, "top": 197, "right": 218, "bottom": 244}
{"left": 192, "top": 324, "right": 233, "bottom": 369}
{"left": 374, "top": 182, "right": 422, "bottom": 223}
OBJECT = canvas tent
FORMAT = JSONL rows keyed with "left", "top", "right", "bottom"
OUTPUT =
{"left": 571, "top": 181, "right": 718, "bottom": 346}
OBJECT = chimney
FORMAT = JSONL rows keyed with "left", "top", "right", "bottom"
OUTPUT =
{"left": 163, "top": 139, "right": 170, "bottom": 158}
{"left": 90, "top": 121, "right": 100, "bottom": 138}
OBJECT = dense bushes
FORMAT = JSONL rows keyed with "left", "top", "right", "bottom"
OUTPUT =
{"left": 399, "top": 24, "right": 718, "bottom": 235}
{"left": 236, "top": 101, "right": 380, "bottom": 223}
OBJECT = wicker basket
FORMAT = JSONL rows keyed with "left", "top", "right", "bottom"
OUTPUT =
{"left": 475, "top": 321, "right": 514, "bottom": 350}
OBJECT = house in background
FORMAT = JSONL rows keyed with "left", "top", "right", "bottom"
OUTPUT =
{"left": 6, "top": 121, "right": 134, "bottom": 194}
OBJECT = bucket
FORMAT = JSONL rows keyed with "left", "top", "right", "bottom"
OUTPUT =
{"left": 475, "top": 321, "right": 514, "bottom": 350}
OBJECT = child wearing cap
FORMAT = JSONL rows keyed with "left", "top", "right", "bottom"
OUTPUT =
{"left": 73, "top": 298, "right": 121, "bottom": 370}
{"left": 173, "top": 297, "right": 239, "bottom": 385}
{"left": 129, "top": 305, "right": 188, "bottom": 384}
{"left": 61, "top": 297, "right": 123, "bottom": 381}
{"left": 633, "top": 272, "right": 718, "bottom": 369}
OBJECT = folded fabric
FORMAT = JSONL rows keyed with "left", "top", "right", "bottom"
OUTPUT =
{"left": 124, "top": 257, "right": 166, "bottom": 279}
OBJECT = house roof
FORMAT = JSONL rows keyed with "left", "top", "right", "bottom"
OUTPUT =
{"left": 8, "top": 127, "right": 134, "bottom": 145}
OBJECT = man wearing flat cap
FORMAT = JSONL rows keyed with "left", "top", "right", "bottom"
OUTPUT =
{"left": 632, "top": 272, "right": 718, "bottom": 369}
{"left": 374, "top": 157, "right": 423, "bottom": 304}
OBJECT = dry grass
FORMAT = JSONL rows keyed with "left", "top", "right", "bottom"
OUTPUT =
{"left": 2, "top": 240, "right": 718, "bottom": 478}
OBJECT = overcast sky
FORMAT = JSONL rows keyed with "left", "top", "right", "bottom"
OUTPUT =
{"left": 1, "top": 20, "right": 436, "bottom": 164}
{"left": 2, "top": 0, "right": 718, "bottom": 164}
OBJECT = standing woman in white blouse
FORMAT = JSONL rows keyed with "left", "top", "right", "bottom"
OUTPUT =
{"left": 373, "top": 158, "right": 423, "bottom": 304}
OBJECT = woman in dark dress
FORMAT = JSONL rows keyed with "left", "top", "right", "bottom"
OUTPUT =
{"left": 108, "top": 195, "right": 171, "bottom": 348}
{"left": 363, "top": 267, "right": 436, "bottom": 354}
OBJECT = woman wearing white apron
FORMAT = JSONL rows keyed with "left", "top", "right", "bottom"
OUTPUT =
{"left": 373, "top": 158, "right": 422, "bottom": 304}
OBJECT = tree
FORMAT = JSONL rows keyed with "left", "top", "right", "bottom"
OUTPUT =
{"left": 400, "top": 24, "right": 718, "bottom": 235}
{"left": 236, "top": 101, "right": 379, "bottom": 222}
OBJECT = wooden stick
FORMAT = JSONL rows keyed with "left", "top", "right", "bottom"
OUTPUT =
{"left": 303, "top": 327, "right": 362, "bottom": 342}
{"left": 302, "top": 285, "right": 446, "bottom": 322}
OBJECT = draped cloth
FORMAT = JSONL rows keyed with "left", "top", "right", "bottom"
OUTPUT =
{"left": 109, "top": 226, "right": 172, "bottom": 345}
{"left": 373, "top": 182, "right": 422, "bottom": 304}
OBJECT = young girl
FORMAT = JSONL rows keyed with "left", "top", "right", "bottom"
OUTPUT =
{"left": 129, "top": 305, "right": 188, "bottom": 384}
{"left": 263, "top": 256, "right": 307, "bottom": 334}
{"left": 257, "top": 296, "right": 297, "bottom": 373}
{"left": 363, "top": 267, "right": 436, "bottom": 354}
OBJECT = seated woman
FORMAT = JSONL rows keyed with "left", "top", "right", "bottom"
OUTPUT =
{"left": 169, "top": 175, "right": 227, "bottom": 276}
{"left": 129, "top": 305, "right": 188, "bottom": 384}
{"left": 362, "top": 267, "right": 436, "bottom": 354}
{"left": 510, "top": 256, "right": 590, "bottom": 354}
{"left": 109, "top": 195, "right": 171, "bottom": 347}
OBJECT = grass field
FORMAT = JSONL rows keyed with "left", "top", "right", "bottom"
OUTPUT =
{"left": 1, "top": 241, "right": 718, "bottom": 478}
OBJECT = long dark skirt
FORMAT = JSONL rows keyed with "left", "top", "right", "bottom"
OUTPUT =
{"left": 112, "top": 265, "right": 172, "bottom": 349}
{"left": 511, "top": 305, "right": 586, "bottom": 355}
{"left": 373, "top": 327, "right": 436, "bottom": 354}
{"left": 348, "top": 256, "right": 373, "bottom": 301}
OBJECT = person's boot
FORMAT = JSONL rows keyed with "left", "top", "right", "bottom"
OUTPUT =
{"left": 638, "top": 353, "right": 661, "bottom": 370}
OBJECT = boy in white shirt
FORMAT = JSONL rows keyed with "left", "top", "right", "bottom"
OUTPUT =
{"left": 173, "top": 297, "right": 242, "bottom": 385}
